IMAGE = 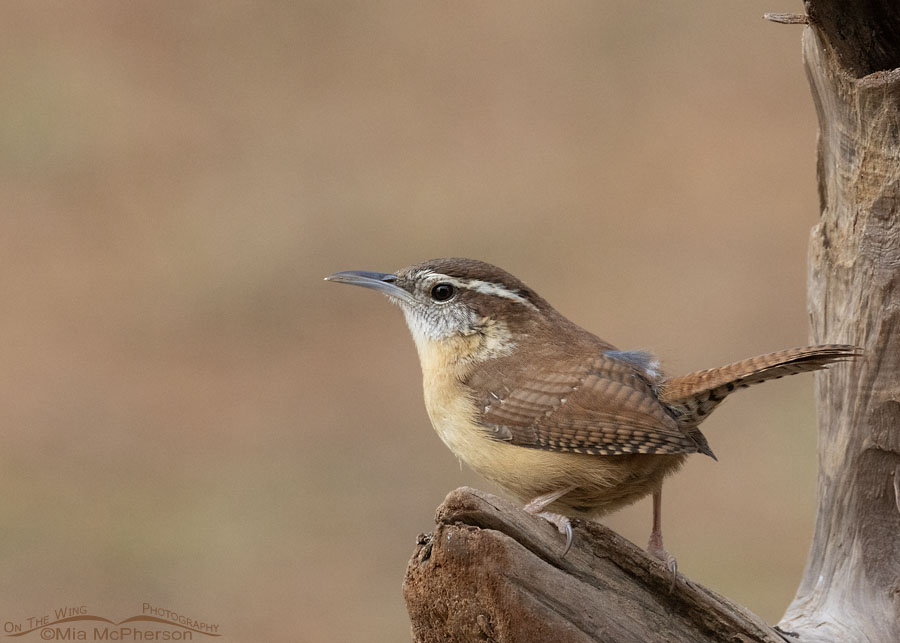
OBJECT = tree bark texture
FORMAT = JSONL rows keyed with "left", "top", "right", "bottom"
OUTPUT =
{"left": 778, "top": 6, "right": 900, "bottom": 642}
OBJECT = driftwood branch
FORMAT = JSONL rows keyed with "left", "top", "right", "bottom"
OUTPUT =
{"left": 777, "top": 3, "right": 900, "bottom": 642}
{"left": 403, "top": 3, "right": 899, "bottom": 641}
{"left": 404, "top": 488, "right": 789, "bottom": 643}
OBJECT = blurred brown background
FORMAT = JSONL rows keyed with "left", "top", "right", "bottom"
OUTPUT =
{"left": 1, "top": 2, "right": 820, "bottom": 641}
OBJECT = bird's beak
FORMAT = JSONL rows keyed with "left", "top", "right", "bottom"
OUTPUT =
{"left": 324, "top": 270, "right": 416, "bottom": 305}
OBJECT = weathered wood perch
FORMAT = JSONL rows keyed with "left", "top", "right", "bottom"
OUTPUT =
{"left": 403, "top": 2, "right": 899, "bottom": 641}
{"left": 404, "top": 487, "right": 790, "bottom": 643}
{"left": 777, "top": 2, "right": 900, "bottom": 641}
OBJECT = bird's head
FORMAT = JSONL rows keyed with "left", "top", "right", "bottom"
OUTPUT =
{"left": 326, "top": 258, "right": 554, "bottom": 367}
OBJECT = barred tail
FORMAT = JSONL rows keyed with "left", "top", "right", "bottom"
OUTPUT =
{"left": 661, "top": 344, "right": 860, "bottom": 428}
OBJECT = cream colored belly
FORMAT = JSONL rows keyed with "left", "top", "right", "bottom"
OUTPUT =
{"left": 424, "top": 384, "right": 686, "bottom": 519}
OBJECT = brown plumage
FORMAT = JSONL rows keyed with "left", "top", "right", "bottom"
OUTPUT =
{"left": 326, "top": 257, "right": 860, "bottom": 564}
{"left": 661, "top": 346, "right": 860, "bottom": 427}
{"left": 476, "top": 352, "right": 698, "bottom": 456}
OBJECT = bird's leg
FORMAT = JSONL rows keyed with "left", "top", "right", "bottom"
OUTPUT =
{"left": 524, "top": 485, "right": 577, "bottom": 556}
{"left": 647, "top": 487, "right": 678, "bottom": 580}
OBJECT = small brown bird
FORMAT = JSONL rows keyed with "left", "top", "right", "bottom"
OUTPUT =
{"left": 326, "top": 258, "right": 856, "bottom": 568}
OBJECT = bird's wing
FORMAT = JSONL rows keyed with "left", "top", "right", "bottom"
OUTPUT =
{"left": 473, "top": 353, "right": 701, "bottom": 456}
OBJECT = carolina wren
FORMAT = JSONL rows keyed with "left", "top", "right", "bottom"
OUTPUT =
{"left": 325, "top": 258, "right": 856, "bottom": 567}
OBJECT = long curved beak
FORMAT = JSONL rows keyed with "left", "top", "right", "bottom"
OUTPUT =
{"left": 324, "top": 270, "right": 416, "bottom": 305}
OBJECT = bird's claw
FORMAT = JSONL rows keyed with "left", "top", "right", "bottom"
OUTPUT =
{"left": 647, "top": 541, "right": 678, "bottom": 591}
{"left": 535, "top": 511, "right": 574, "bottom": 557}
{"left": 524, "top": 487, "right": 577, "bottom": 557}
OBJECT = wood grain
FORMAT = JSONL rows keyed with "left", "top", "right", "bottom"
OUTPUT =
{"left": 776, "top": 14, "right": 900, "bottom": 642}
{"left": 404, "top": 487, "right": 788, "bottom": 643}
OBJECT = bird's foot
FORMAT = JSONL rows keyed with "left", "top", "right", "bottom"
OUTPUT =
{"left": 524, "top": 486, "right": 577, "bottom": 557}
{"left": 647, "top": 533, "right": 678, "bottom": 591}
{"left": 647, "top": 541, "right": 678, "bottom": 575}
{"left": 536, "top": 511, "right": 574, "bottom": 557}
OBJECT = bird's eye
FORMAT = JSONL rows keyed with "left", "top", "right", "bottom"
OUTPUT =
{"left": 430, "top": 283, "right": 456, "bottom": 302}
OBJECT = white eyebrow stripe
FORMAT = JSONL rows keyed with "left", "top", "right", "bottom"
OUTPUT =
{"left": 421, "top": 271, "right": 539, "bottom": 311}
{"left": 465, "top": 279, "right": 539, "bottom": 310}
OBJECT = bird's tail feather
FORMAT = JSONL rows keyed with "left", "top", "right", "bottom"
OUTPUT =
{"left": 661, "top": 344, "right": 860, "bottom": 428}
